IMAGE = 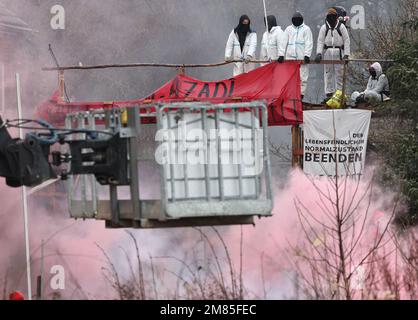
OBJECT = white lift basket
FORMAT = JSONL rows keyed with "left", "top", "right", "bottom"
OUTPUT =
{"left": 64, "top": 101, "right": 273, "bottom": 228}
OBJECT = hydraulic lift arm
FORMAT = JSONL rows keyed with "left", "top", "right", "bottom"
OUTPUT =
{"left": 0, "top": 116, "right": 55, "bottom": 187}
{"left": 0, "top": 116, "right": 129, "bottom": 188}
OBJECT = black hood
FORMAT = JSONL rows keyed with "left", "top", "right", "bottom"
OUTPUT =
{"left": 235, "top": 15, "right": 251, "bottom": 52}
{"left": 292, "top": 12, "right": 304, "bottom": 27}
{"left": 235, "top": 15, "right": 251, "bottom": 34}
{"left": 265, "top": 15, "right": 277, "bottom": 32}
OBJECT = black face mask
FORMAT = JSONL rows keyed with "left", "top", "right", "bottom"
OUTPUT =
{"left": 326, "top": 14, "right": 338, "bottom": 27}
{"left": 292, "top": 17, "right": 304, "bottom": 27}
{"left": 235, "top": 15, "right": 251, "bottom": 52}
{"left": 237, "top": 24, "right": 250, "bottom": 34}
{"left": 292, "top": 12, "right": 304, "bottom": 27}
{"left": 369, "top": 68, "right": 377, "bottom": 79}
{"left": 236, "top": 15, "right": 251, "bottom": 34}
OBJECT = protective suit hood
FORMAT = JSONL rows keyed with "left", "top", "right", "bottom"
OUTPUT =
{"left": 292, "top": 12, "right": 304, "bottom": 27}
{"left": 370, "top": 62, "right": 383, "bottom": 78}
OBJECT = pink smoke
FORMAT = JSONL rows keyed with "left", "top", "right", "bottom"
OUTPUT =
{"left": 219, "top": 168, "right": 399, "bottom": 299}
{"left": 0, "top": 166, "right": 406, "bottom": 300}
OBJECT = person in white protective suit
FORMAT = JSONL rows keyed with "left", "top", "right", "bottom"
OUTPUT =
{"left": 315, "top": 8, "right": 351, "bottom": 99}
{"left": 351, "top": 62, "right": 390, "bottom": 104}
{"left": 225, "top": 15, "right": 257, "bottom": 76}
{"left": 259, "top": 15, "right": 286, "bottom": 67}
{"left": 278, "top": 12, "right": 313, "bottom": 99}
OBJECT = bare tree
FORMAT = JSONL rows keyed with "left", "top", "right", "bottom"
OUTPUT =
{"left": 289, "top": 168, "right": 399, "bottom": 299}
{"left": 288, "top": 113, "right": 398, "bottom": 299}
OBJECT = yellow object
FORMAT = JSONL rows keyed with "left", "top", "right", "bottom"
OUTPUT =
{"left": 121, "top": 109, "right": 128, "bottom": 126}
{"left": 313, "top": 237, "right": 322, "bottom": 247}
{"left": 326, "top": 90, "right": 347, "bottom": 109}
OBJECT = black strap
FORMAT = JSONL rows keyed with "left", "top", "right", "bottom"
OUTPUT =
{"left": 324, "top": 45, "right": 345, "bottom": 50}
{"left": 325, "top": 22, "right": 343, "bottom": 38}
{"left": 336, "top": 23, "right": 343, "bottom": 37}
{"left": 323, "top": 45, "right": 345, "bottom": 60}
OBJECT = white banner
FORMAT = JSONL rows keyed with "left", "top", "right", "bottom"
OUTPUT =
{"left": 303, "top": 110, "right": 372, "bottom": 176}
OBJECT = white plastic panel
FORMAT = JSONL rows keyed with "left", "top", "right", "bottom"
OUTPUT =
{"left": 160, "top": 111, "right": 263, "bottom": 201}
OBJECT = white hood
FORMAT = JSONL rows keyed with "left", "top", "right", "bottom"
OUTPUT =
{"left": 371, "top": 62, "right": 383, "bottom": 77}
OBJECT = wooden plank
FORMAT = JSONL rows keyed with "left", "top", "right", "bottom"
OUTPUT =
{"left": 291, "top": 125, "right": 297, "bottom": 167}
{"left": 58, "top": 70, "right": 65, "bottom": 100}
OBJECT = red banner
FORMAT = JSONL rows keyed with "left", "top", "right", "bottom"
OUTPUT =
{"left": 36, "top": 62, "right": 302, "bottom": 126}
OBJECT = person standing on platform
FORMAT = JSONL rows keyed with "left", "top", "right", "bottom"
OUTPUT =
{"left": 315, "top": 8, "right": 351, "bottom": 101}
{"left": 225, "top": 15, "right": 257, "bottom": 76}
{"left": 278, "top": 12, "right": 313, "bottom": 100}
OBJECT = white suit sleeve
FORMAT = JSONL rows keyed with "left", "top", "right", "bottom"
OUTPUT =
{"left": 260, "top": 32, "right": 268, "bottom": 60}
{"left": 373, "top": 75, "right": 388, "bottom": 94}
{"left": 278, "top": 29, "right": 288, "bottom": 57}
{"left": 304, "top": 27, "right": 314, "bottom": 58}
{"left": 225, "top": 31, "right": 234, "bottom": 59}
{"left": 341, "top": 24, "right": 351, "bottom": 56}
{"left": 247, "top": 33, "right": 257, "bottom": 58}
{"left": 316, "top": 25, "right": 326, "bottom": 55}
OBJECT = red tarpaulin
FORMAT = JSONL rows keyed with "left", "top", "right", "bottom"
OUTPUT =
{"left": 36, "top": 62, "right": 302, "bottom": 126}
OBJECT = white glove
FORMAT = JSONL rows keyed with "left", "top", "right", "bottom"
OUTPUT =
{"left": 244, "top": 55, "right": 252, "bottom": 63}
{"left": 225, "top": 57, "right": 233, "bottom": 62}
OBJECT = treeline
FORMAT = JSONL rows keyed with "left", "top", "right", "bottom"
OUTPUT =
{"left": 364, "top": 0, "right": 418, "bottom": 226}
